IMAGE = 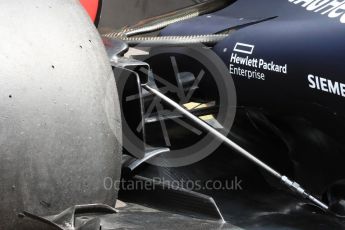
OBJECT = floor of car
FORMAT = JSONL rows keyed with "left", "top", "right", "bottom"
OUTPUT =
{"left": 117, "top": 187, "right": 345, "bottom": 230}
{"left": 100, "top": 202, "right": 242, "bottom": 230}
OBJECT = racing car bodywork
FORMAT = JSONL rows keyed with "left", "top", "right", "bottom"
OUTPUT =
{"left": 158, "top": 0, "right": 345, "bottom": 193}
{"left": 1, "top": 0, "right": 345, "bottom": 229}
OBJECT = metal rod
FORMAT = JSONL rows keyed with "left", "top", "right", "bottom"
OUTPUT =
{"left": 142, "top": 84, "right": 329, "bottom": 211}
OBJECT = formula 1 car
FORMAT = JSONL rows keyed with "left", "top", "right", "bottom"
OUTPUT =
{"left": 1, "top": 0, "right": 345, "bottom": 229}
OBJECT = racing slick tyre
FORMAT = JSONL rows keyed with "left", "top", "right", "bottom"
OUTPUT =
{"left": 0, "top": 0, "right": 122, "bottom": 229}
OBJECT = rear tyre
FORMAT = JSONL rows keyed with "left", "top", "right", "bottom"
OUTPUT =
{"left": 0, "top": 0, "right": 122, "bottom": 228}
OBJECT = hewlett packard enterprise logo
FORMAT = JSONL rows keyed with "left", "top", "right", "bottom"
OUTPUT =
{"left": 229, "top": 42, "right": 288, "bottom": 81}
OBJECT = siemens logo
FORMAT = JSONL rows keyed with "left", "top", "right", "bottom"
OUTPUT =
{"left": 308, "top": 74, "right": 345, "bottom": 97}
{"left": 289, "top": 0, "right": 345, "bottom": 23}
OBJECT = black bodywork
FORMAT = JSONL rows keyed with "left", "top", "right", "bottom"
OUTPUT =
{"left": 106, "top": 0, "right": 345, "bottom": 229}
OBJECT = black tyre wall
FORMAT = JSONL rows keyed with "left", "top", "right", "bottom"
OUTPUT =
{"left": 0, "top": 0, "right": 122, "bottom": 228}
